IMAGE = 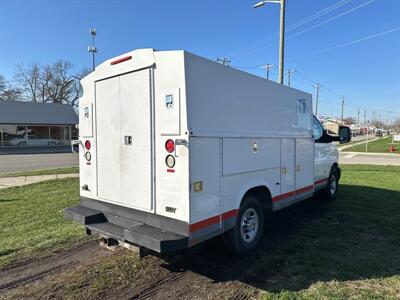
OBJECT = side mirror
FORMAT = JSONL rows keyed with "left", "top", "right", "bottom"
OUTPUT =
{"left": 339, "top": 126, "right": 351, "bottom": 144}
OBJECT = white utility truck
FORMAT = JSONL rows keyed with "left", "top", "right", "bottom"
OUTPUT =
{"left": 65, "top": 49, "right": 351, "bottom": 254}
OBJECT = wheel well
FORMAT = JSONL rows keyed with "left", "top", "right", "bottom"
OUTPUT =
{"left": 332, "top": 162, "right": 340, "bottom": 180}
{"left": 243, "top": 186, "right": 272, "bottom": 211}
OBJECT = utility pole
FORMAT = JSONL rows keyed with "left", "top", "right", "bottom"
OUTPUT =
{"left": 88, "top": 28, "right": 97, "bottom": 71}
{"left": 364, "top": 109, "right": 368, "bottom": 152}
{"left": 357, "top": 109, "right": 360, "bottom": 130}
{"left": 261, "top": 64, "right": 274, "bottom": 80}
{"left": 253, "top": 0, "right": 286, "bottom": 84}
{"left": 313, "top": 83, "right": 320, "bottom": 116}
{"left": 340, "top": 97, "right": 345, "bottom": 124}
{"left": 279, "top": 0, "right": 286, "bottom": 84}
{"left": 286, "top": 69, "right": 296, "bottom": 87}
{"left": 216, "top": 58, "right": 231, "bottom": 66}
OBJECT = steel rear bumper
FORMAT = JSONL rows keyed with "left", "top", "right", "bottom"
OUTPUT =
{"left": 64, "top": 198, "right": 189, "bottom": 253}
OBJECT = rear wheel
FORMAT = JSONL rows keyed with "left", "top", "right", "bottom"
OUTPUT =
{"left": 223, "top": 195, "right": 264, "bottom": 255}
{"left": 320, "top": 167, "right": 339, "bottom": 202}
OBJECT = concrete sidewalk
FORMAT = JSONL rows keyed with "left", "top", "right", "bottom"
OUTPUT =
{"left": 0, "top": 173, "right": 79, "bottom": 190}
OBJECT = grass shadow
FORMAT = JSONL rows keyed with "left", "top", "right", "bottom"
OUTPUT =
{"left": 161, "top": 184, "right": 400, "bottom": 293}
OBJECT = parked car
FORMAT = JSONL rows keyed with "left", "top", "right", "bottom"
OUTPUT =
{"left": 9, "top": 135, "right": 58, "bottom": 146}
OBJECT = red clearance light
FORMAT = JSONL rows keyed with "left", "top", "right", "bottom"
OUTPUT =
{"left": 165, "top": 139, "right": 175, "bottom": 153}
{"left": 85, "top": 140, "right": 91, "bottom": 150}
{"left": 110, "top": 55, "right": 132, "bottom": 65}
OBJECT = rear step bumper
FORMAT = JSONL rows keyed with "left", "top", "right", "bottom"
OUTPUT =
{"left": 64, "top": 200, "right": 189, "bottom": 253}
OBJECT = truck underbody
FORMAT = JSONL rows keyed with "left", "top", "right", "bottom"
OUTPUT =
{"left": 65, "top": 197, "right": 189, "bottom": 253}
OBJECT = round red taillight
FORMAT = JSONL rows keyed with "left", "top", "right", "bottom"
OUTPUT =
{"left": 165, "top": 139, "right": 175, "bottom": 153}
{"left": 85, "top": 140, "right": 91, "bottom": 150}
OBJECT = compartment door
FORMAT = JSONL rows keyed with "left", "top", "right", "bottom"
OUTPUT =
{"left": 280, "top": 139, "right": 295, "bottom": 206}
{"left": 120, "top": 70, "right": 153, "bottom": 211}
{"left": 295, "top": 138, "right": 314, "bottom": 200}
{"left": 96, "top": 69, "right": 153, "bottom": 212}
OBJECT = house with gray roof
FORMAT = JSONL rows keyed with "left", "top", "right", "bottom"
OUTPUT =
{"left": 0, "top": 101, "right": 78, "bottom": 147}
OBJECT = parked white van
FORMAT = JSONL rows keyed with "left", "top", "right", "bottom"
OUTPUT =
{"left": 65, "top": 49, "right": 351, "bottom": 255}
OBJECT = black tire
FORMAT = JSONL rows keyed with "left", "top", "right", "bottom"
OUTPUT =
{"left": 320, "top": 167, "right": 339, "bottom": 202}
{"left": 223, "top": 194, "right": 264, "bottom": 255}
{"left": 18, "top": 142, "right": 27, "bottom": 146}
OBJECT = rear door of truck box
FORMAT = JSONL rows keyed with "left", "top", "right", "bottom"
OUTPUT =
{"left": 95, "top": 68, "right": 154, "bottom": 212}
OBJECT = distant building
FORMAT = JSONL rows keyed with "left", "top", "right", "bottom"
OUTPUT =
{"left": 0, "top": 101, "right": 78, "bottom": 147}
{"left": 324, "top": 118, "right": 342, "bottom": 135}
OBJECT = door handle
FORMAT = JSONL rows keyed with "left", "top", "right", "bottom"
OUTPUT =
{"left": 296, "top": 165, "right": 301, "bottom": 172}
{"left": 124, "top": 136, "right": 132, "bottom": 145}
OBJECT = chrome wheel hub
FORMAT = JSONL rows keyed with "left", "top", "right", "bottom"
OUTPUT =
{"left": 240, "top": 208, "right": 259, "bottom": 243}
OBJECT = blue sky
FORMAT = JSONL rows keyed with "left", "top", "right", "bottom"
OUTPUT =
{"left": 1, "top": 0, "right": 399, "bottom": 121}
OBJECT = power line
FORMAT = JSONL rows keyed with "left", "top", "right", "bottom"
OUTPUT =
{"left": 229, "top": 0, "right": 355, "bottom": 60}
{"left": 287, "top": 25, "right": 400, "bottom": 62}
{"left": 286, "top": 0, "right": 376, "bottom": 40}
{"left": 233, "top": 0, "right": 374, "bottom": 61}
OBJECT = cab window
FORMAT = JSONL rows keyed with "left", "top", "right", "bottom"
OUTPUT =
{"left": 313, "top": 117, "right": 324, "bottom": 140}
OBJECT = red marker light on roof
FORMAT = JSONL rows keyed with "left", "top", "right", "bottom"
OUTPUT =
{"left": 110, "top": 55, "right": 132, "bottom": 65}
{"left": 165, "top": 139, "right": 175, "bottom": 153}
{"left": 85, "top": 140, "right": 91, "bottom": 150}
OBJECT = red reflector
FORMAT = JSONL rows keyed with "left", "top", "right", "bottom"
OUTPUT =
{"left": 165, "top": 139, "right": 175, "bottom": 153}
{"left": 110, "top": 55, "right": 132, "bottom": 65}
{"left": 85, "top": 140, "right": 91, "bottom": 150}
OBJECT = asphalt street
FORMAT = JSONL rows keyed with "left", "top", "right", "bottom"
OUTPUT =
{"left": 0, "top": 151, "right": 398, "bottom": 175}
{"left": 0, "top": 153, "right": 79, "bottom": 174}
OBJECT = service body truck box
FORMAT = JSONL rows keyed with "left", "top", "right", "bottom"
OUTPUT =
{"left": 65, "top": 49, "right": 349, "bottom": 254}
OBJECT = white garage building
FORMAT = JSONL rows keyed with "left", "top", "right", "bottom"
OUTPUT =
{"left": 0, "top": 101, "right": 78, "bottom": 147}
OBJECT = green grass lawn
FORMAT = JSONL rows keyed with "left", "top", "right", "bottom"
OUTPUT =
{"left": 345, "top": 136, "right": 400, "bottom": 154}
{"left": 0, "top": 167, "right": 79, "bottom": 178}
{"left": 1, "top": 165, "right": 399, "bottom": 299}
{"left": 0, "top": 178, "right": 85, "bottom": 267}
{"left": 260, "top": 164, "right": 400, "bottom": 299}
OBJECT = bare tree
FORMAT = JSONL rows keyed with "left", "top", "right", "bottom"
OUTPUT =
{"left": 15, "top": 63, "right": 41, "bottom": 102}
{"left": 0, "top": 74, "right": 5, "bottom": 92}
{"left": 14, "top": 61, "right": 90, "bottom": 107}
{"left": 394, "top": 118, "right": 400, "bottom": 131}
{"left": 0, "top": 74, "right": 22, "bottom": 101}
{"left": 344, "top": 117, "right": 356, "bottom": 125}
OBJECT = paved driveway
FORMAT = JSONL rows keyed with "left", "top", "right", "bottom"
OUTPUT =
{"left": 0, "top": 153, "right": 79, "bottom": 174}
{"left": 340, "top": 152, "right": 400, "bottom": 165}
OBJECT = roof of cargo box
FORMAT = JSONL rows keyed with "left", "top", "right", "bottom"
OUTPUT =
{"left": 85, "top": 48, "right": 313, "bottom": 139}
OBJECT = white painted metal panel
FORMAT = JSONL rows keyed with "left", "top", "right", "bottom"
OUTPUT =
{"left": 223, "top": 138, "right": 280, "bottom": 176}
{"left": 158, "top": 88, "right": 180, "bottom": 135}
{"left": 295, "top": 138, "right": 314, "bottom": 192}
{"left": 120, "top": 70, "right": 152, "bottom": 211}
{"left": 314, "top": 143, "right": 331, "bottom": 183}
{"left": 184, "top": 52, "right": 313, "bottom": 139}
{"left": 280, "top": 138, "right": 295, "bottom": 198}
{"left": 154, "top": 51, "right": 189, "bottom": 222}
{"left": 95, "top": 70, "right": 153, "bottom": 211}
{"left": 222, "top": 168, "right": 280, "bottom": 213}
{"left": 189, "top": 138, "right": 222, "bottom": 224}
{"left": 96, "top": 77, "right": 122, "bottom": 202}
{"left": 79, "top": 103, "right": 93, "bottom": 137}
